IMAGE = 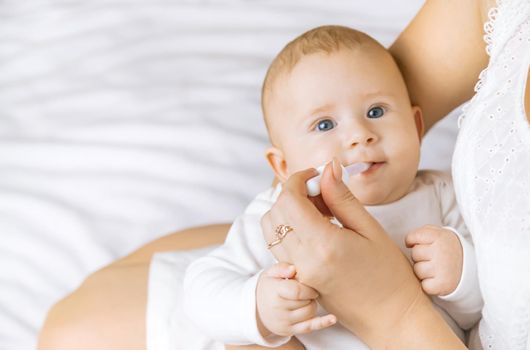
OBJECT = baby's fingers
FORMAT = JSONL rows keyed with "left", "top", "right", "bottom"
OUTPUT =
{"left": 410, "top": 244, "right": 432, "bottom": 263}
{"left": 413, "top": 261, "right": 435, "bottom": 279}
{"left": 278, "top": 279, "right": 319, "bottom": 300}
{"left": 290, "top": 313, "right": 337, "bottom": 335}
{"left": 266, "top": 263, "right": 297, "bottom": 279}
{"left": 405, "top": 225, "right": 438, "bottom": 248}
{"left": 287, "top": 300, "right": 336, "bottom": 334}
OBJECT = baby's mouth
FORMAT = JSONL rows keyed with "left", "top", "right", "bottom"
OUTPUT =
{"left": 345, "top": 162, "right": 372, "bottom": 176}
{"left": 345, "top": 161, "right": 386, "bottom": 176}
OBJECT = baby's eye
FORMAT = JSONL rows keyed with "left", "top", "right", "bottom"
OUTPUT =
{"left": 367, "top": 106, "right": 385, "bottom": 119}
{"left": 315, "top": 119, "right": 336, "bottom": 132}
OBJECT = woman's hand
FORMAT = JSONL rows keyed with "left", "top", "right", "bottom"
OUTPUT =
{"left": 260, "top": 159, "right": 427, "bottom": 347}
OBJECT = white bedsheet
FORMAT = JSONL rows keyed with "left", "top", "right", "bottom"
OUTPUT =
{"left": 0, "top": 1, "right": 463, "bottom": 349}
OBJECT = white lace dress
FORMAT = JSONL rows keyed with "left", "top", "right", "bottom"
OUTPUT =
{"left": 451, "top": 0, "right": 530, "bottom": 349}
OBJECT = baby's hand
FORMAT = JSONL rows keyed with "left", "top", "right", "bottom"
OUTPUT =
{"left": 405, "top": 225, "right": 463, "bottom": 296}
{"left": 256, "top": 263, "right": 336, "bottom": 338}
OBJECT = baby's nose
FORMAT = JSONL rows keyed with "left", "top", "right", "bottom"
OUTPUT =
{"left": 349, "top": 130, "right": 378, "bottom": 147}
{"left": 351, "top": 136, "right": 376, "bottom": 146}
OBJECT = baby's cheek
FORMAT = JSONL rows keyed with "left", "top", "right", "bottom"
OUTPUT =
{"left": 285, "top": 149, "right": 328, "bottom": 174}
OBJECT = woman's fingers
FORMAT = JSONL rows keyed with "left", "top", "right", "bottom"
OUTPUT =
{"left": 307, "top": 194, "right": 334, "bottom": 218}
{"left": 318, "top": 159, "right": 383, "bottom": 239}
{"left": 261, "top": 211, "right": 292, "bottom": 263}
{"left": 262, "top": 169, "right": 334, "bottom": 262}
{"left": 278, "top": 168, "right": 332, "bottom": 237}
{"left": 282, "top": 168, "right": 320, "bottom": 197}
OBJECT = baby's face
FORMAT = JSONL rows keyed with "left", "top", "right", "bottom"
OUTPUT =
{"left": 265, "top": 47, "right": 423, "bottom": 205}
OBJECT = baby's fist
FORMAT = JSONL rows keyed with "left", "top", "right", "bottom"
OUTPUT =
{"left": 405, "top": 225, "right": 463, "bottom": 296}
{"left": 256, "top": 263, "right": 336, "bottom": 338}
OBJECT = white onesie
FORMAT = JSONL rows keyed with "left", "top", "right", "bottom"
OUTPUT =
{"left": 183, "top": 170, "right": 483, "bottom": 349}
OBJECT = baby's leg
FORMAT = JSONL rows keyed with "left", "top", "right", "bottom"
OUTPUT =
{"left": 38, "top": 223, "right": 230, "bottom": 350}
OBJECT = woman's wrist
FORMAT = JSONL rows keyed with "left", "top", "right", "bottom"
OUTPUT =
{"left": 381, "top": 287, "right": 467, "bottom": 350}
{"left": 337, "top": 283, "right": 466, "bottom": 350}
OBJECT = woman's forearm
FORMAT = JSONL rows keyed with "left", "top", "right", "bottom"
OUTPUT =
{"left": 378, "top": 289, "right": 467, "bottom": 350}
{"left": 225, "top": 337, "right": 305, "bottom": 350}
{"left": 334, "top": 283, "right": 466, "bottom": 350}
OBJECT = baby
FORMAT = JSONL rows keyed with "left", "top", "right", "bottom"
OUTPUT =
{"left": 183, "top": 25, "right": 482, "bottom": 349}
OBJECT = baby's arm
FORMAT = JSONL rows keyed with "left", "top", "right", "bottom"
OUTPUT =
{"left": 405, "top": 225, "right": 482, "bottom": 330}
{"left": 183, "top": 212, "right": 282, "bottom": 346}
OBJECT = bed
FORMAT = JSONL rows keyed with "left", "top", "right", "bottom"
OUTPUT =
{"left": 0, "top": 1, "right": 462, "bottom": 349}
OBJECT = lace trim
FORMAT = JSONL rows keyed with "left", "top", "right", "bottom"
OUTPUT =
{"left": 483, "top": 1, "right": 502, "bottom": 56}
{"left": 457, "top": 0, "right": 530, "bottom": 128}
{"left": 458, "top": 0, "right": 503, "bottom": 128}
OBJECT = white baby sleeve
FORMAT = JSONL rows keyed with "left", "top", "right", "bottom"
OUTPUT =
{"left": 435, "top": 227, "right": 483, "bottom": 330}
{"left": 182, "top": 187, "right": 290, "bottom": 347}
{"left": 433, "top": 173, "right": 483, "bottom": 330}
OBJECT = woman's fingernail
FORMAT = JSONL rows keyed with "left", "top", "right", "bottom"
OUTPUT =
{"left": 332, "top": 157, "right": 341, "bottom": 182}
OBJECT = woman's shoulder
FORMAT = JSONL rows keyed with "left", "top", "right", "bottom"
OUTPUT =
{"left": 479, "top": 0, "right": 497, "bottom": 24}
{"left": 389, "top": 0, "right": 490, "bottom": 131}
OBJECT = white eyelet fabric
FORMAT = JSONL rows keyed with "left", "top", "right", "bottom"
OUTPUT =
{"left": 452, "top": 0, "right": 530, "bottom": 349}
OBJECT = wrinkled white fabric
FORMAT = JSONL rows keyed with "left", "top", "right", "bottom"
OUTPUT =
{"left": 0, "top": 1, "right": 426, "bottom": 348}
{"left": 0, "top": 1, "right": 465, "bottom": 349}
{"left": 452, "top": 0, "right": 530, "bottom": 349}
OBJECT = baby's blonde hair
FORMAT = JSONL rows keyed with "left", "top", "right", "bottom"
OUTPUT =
{"left": 261, "top": 25, "right": 386, "bottom": 144}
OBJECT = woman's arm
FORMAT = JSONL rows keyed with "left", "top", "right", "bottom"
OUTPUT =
{"left": 225, "top": 337, "right": 305, "bottom": 350}
{"left": 387, "top": 287, "right": 467, "bottom": 350}
{"left": 389, "top": 0, "right": 490, "bottom": 132}
{"left": 38, "top": 224, "right": 230, "bottom": 350}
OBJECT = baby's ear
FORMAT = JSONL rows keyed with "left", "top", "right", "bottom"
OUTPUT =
{"left": 412, "top": 106, "right": 424, "bottom": 141}
{"left": 265, "top": 147, "right": 289, "bottom": 183}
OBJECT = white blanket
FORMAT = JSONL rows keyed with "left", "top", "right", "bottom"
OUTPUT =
{"left": 0, "top": 1, "right": 463, "bottom": 349}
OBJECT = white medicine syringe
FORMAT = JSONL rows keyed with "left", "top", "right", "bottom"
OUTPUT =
{"left": 306, "top": 162, "right": 371, "bottom": 197}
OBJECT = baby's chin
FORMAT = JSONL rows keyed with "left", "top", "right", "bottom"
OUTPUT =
{"left": 346, "top": 183, "right": 401, "bottom": 206}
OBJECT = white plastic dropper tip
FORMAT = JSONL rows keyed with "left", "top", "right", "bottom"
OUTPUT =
{"left": 345, "top": 162, "right": 372, "bottom": 176}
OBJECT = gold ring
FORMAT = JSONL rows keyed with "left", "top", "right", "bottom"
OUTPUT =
{"left": 267, "top": 224, "right": 294, "bottom": 249}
